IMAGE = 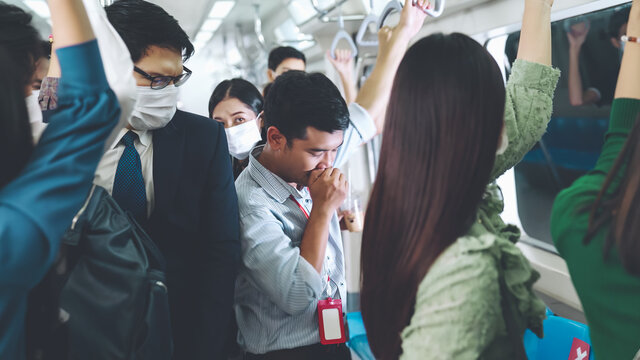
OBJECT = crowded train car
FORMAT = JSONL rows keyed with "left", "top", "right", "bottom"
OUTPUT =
{"left": 1, "top": 0, "right": 639, "bottom": 359}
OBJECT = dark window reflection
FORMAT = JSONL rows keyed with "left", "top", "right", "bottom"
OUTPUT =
{"left": 502, "top": 3, "right": 631, "bottom": 246}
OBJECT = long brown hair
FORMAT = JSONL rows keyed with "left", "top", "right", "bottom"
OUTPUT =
{"left": 360, "top": 33, "right": 506, "bottom": 359}
{"left": 585, "top": 113, "right": 640, "bottom": 277}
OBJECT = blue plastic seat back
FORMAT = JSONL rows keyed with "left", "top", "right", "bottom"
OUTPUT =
{"left": 522, "top": 116, "right": 608, "bottom": 171}
{"left": 524, "top": 310, "right": 595, "bottom": 360}
{"left": 348, "top": 310, "right": 596, "bottom": 360}
{"left": 346, "top": 312, "right": 375, "bottom": 360}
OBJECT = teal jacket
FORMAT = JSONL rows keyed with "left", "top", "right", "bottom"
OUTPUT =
{"left": 401, "top": 60, "right": 560, "bottom": 359}
{"left": 0, "top": 40, "right": 120, "bottom": 359}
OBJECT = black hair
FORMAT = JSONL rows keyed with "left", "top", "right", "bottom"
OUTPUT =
{"left": 0, "top": 2, "right": 44, "bottom": 87}
{"left": 105, "top": 0, "right": 194, "bottom": 63}
{"left": 0, "top": 45, "right": 34, "bottom": 189}
{"left": 263, "top": 70, "right": 349, "bottom": 142}
{"left": 262, "top": 82, "right": 273, "bottom": 98}
{"left": 609, "top": 6, "right": 630, "bottom": 39}
{"left": 361, "top": 33, "right": 506, "bottom": 359}
{"left": 268, "top": 46, "right": 306, "bottom": 71}
{"left": 40, "top": 40, "right": 51, "bottom": 60}
{"left": 208, "top": 78, "right": 264, "bottom": 118}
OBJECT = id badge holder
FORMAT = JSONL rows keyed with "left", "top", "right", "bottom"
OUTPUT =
{"left": 317, "top": 297, "right": 346, "bottom": 345}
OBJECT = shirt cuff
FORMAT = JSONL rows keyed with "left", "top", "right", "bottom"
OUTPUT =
{"left": 348, "top": 102, "right": 377, "bottom": 142}
{"left": 57, "top": 39, "right": 109, "bottom": 91}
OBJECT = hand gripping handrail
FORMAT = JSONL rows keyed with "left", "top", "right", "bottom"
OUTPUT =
{"left": 330, "top": 13, "right": 358, "bottom": 59}
{"left": 377, "top": 0, "right": 445, "bottom": 30}
{"left": 377, "top": 1, "right": 402, "bottom": 29}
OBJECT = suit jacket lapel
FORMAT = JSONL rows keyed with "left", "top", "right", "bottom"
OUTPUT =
{"left": 152, "top": 113, "right": 186, "bottom": 218}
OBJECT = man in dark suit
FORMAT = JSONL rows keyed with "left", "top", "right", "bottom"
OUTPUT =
{"left": 100, "top": 1, "right": 239, "bottom": 359}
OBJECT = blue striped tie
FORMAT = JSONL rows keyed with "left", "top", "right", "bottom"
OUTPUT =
{"left": 112, "top": 131, "right": 147, "bottom": 220}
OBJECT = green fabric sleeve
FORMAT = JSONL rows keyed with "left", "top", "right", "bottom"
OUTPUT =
{"left": 491, "top": 60, "right": 561, "bottom": 181}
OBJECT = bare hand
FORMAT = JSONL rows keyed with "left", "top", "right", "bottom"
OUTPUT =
{"left": 378, "top": 0, "right": 429, "bottom": 53}
{"left": 308, "top": 168, "right": 348, "bottom": 214}
{"left": 327, "top": 49, "right": 354, "bottom": 78}
{"left": 567, "top": 21, "right": 589, "bottom": 49}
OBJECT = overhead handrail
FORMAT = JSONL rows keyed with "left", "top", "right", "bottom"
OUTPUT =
{"left": 311, "top": 0, "right": 348, "bottom": 16}
{"left": 422, "top": 0, "right": 445, "bottom": 18}
{"left": 377, "top": 1, "right": 402, "bottom": 29}
{"left": 356, "top": 13, "right": 379, "bottom": 47}
{"left": 330, "top": 9, "right": 358, "bottom": 59}
{"left": 377, "top": 0, "right": 446, "bottom": 29}
{"left": 310, "top": 0, "right": 328, "bottom": 15}
{"left": 321, "top": 14, "right": 367, "bottom": 23}
{"left": 253, "top": 2, "right": 267, "bottom": 51}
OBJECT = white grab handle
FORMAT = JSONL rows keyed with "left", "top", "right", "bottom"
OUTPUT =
{"left": 377, "top": 1, "right": 402, "bottom": 29}
{"left": 331, "top": 29, "right": 359, "bottom": 59}
{"left": 377, "top": 0, "right": 446, "bottom": 30}
{"left": 356, "top": 13, "right": 379, "bottom": 47}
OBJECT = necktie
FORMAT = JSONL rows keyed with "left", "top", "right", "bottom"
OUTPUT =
{"left": 112, "top": 131, "right": 147, "bottom": 220}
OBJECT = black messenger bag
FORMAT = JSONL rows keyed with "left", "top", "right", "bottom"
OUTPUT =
{"left": 59, "top": 185, "right": 173, "bottom": 360}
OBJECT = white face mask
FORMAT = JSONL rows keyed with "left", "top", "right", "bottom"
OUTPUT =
{"left": 225, "top": 116, "right": 262, "bottom": 160}
{"left": 25, "top": 92, "right": 42, "bottom": 124}
{"left": 129, "top": 85, "right": 178, "bottom": 131}
{"left": 25, "top": 92, "right": 47, "bottom": 143}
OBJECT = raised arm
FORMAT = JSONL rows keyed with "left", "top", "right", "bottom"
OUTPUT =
{"left": 355, "top": 0, "right": 428, "bottom": 136}
{"left": 42, "top": 0, "right": 136, "bottom": 147}
{"left": 567, "top": 23, "right": 601, "bottom": 106}
{"left": 327, "top": 49, "right": 358, "bottom": 104}
{"left": 49, "top": 0, "right": 94, "bottom": 47}
{"left": 517, "top": 0, "right": 552, "bottom": 65}
{"left": 490, "top": 0, "right": 560, "bottom": 180}
{"left": 0, "top": 0, "right": 119, "bottom": 287}
{"left": 615, "top": 1, "right": 640, "bottom": 100}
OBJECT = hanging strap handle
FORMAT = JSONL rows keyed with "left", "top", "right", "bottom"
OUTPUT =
{"left": 356, "top": 13, "right": 380, "bottom": 47}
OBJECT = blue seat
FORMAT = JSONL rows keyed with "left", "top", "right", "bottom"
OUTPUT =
{"left": 524, "top": 309, "right": 595, "bottom": 360}
{"left": 347, "top": 309, "right": 595, "bottom": 360}
{"left": 522, "top": 116, "right": 608, "bottom": 172}
{"left": 346, "top": 312, "right": 375, "bottom": 360}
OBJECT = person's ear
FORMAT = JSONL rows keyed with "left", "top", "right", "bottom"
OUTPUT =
{"left": 267, "top": 69, "right": 276, "bottom": 82}
{"left": 266, "top": 126, "right": 287, "bottom": 150}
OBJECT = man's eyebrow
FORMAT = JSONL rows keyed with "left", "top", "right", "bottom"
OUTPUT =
{"left": 308, "top": 141, "right": 344, "bottom": 152}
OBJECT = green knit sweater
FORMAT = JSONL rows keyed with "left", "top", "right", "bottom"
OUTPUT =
{"left": 401, "top": 60, "right": 560, "bottom": 359}
{"left": 551, "top": 98, "right": 640, "bottom": 360}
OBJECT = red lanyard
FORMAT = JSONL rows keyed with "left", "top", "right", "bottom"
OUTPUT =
{"left": 289, "top": 195, "right": 310, "bottom": 219}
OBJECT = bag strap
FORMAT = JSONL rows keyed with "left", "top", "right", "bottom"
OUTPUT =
{"left": 70, "top": 184, "right": 97, "bottom": 231}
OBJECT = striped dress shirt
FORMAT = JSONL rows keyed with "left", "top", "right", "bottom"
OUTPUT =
{"left": 234, "top": 103, "right": 377, "bottom": 354}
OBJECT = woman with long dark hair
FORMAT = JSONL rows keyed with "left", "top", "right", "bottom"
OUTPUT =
{"left": 360, "top": 0, "right": 559, "bottom": 358}
{"left": 208, "top": 78, "right": 264, "bottom": 179}
{"left": 551, "top": 2, "right": 640, "bottom": 359}
{"left": 0, "top": 1, "right": 120, "bottom": 357}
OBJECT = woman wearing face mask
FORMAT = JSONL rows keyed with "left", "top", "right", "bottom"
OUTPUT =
{"left": 208, "top": 78, "right": 264, "bottom": 179}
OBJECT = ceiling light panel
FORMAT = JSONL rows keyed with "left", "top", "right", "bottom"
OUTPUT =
{"left": 24, "top": 0, "right": 50, "bottom": 18}
{"left": 201, "top": 19, "right": 223, "bottom": 32}
{"left": 209, "top": 1, "right": 236, "bottom": 19}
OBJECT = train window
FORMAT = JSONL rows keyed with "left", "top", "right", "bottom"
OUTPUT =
{"left": 488, "top": 2, "right": 631, "bottom": 247}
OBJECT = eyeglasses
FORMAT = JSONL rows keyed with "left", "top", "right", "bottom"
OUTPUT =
{"left": 134, "top": 66, "right": 192, "bottom": 90}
